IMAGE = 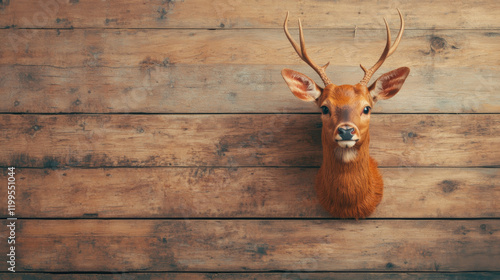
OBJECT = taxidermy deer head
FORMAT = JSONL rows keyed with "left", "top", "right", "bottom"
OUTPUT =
{"left": 281, "top": 10, "right": 410, "bottom": 218}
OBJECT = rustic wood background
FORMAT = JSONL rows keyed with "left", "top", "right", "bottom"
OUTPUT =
{"left": 0, "top": 0, "right": 499, "bottom": 279}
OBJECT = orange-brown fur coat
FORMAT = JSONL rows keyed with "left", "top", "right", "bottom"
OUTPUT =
{"left": 315, "top": 132, "right": 383, "bottom": 219}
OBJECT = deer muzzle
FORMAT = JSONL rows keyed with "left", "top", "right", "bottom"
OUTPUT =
{"left": 335, "top": 124, "right": 359, "bottom": 148}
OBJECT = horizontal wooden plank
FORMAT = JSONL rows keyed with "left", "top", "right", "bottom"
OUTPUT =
{"left": 1, "top": 220, "right": 498, "bottom": 272}
{"left": 1, "top": 114, "right": 498, "bottom": 168}
{"left": 1, "top": 273, "right": 499, "bottom": 280}
{"left": 0, "top": 168, "right": 497, "bottom": 218}
{"left": 1, "top": 65, "right": 498, "bottom": 113}
{"left": 0, "top": 0, "right": 498, "bottom": 29}
{"left": 2, "top": 29, "right": 499, "bottom": 68}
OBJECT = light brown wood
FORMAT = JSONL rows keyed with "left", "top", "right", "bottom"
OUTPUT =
{"left": 1, "top": 114, "right": 498, "bottom": 168}
{"left": 0, "top": 0, "right": 498, "bottom": 29}
{"left": 3, "top": 219, "right": 499, "bottom": 272}
{"left": 0, "top": 168, "right": 497, "bottom": 218}
{"left": 1, "top": 65, "right": 498, "bottom": 113}
{"left": 0, "top": 273, "right": 499, "bottom": 280}
{"left": 2, "top": 29, "right": 499, "bottom": 68}
{"left": 1, "top": 0, "right": 499, "bottom": 277}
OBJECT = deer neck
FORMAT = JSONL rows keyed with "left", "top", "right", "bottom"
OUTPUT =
{"left": 318, "top": 131, "right": 372, "bottom": 197}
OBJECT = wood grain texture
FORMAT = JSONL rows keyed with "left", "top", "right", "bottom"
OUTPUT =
{"left": 1, "top": 114, "right": 498, "bottom": 168}
{"left": 2, "top": 29, "right": 499, "bottom": 68}
{"left": 1, "top": 220, "right": 498, "bottom": 272}
{"left": 1, "top": 65, "right": 498, "bottom": 114}
{"left": 0, "top": 168, "right": 497, "bottom": 218}
{"left": 0, "top": 0, "right": 498, "bottom": 277}
{"left": 0, "top": 0, "right": 498, "bottom": 29}
{"left": 1, "top": 273, "right": 499, "bottom": 280}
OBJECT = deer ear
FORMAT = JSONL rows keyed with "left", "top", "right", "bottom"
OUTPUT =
{"left": 281, "top": 68, "right": 322, "bottom": 102}
{"left": 369, "top": 67, "right": 410, "bottom": 102}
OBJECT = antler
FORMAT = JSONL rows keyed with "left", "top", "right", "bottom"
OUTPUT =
{"left": 359, "top": 9, "right": 405, "bottom": 86}
{"left": 283, "top": 12, "right": 333, "bottom": 86}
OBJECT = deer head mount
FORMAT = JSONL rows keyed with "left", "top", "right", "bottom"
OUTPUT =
{"left": 281, "top": 10, "right": 410, "bottom": 219}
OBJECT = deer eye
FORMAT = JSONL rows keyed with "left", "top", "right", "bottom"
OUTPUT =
{"left": 320, "top": 106, "right": 329, "bottom": 115}
{"left": 363, "top": 106, "right": 371, "bottom": 115}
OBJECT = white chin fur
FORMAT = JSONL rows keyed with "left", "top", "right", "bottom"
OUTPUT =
{"left": 335, "top": 148, "right": 359, "bottom": 163}
{"left": 336, "top": 140, "right": 357, "bottom": 148}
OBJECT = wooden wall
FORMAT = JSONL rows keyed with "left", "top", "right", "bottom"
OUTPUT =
{"left": 0, "top": 0, "right": 499, "bottom": 279}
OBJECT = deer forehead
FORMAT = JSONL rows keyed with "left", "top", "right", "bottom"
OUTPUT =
{"left": 320, "top": 84, "right": 373, "bottom": 108}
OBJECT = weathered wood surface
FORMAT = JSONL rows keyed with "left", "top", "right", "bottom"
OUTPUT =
{"left": 1, "top": 0, "right": 499, "bottom": 276}
{"left": 1, "top": 220, "right": 498, "bottom": 272}
{"left": 0, "top": 167, "right": 497, "bottom": 218}
{"left": 1, "top": 273, "right": 499, "bottom": 280}
{"left": 1, "top": 114, "right": 498, "bottom": 168}
{"left": 1, "top": 65, "right": 498, "bottom": 113}
{"left": 0, "top": 0, "right": 498, "bottom": 29}
{"left": 3, "top": 29, "right": 499, "bottom": 68}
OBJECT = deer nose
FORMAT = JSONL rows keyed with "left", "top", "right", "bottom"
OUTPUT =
{"left": 338, "top": 127, "right": 355, "bottom": 140}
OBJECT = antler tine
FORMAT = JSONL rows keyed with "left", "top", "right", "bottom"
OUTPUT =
{"left": 359, "top": 9, "right": 405, "bottom": 86}
{"left": 284, "top": 11, "right": 332, "bottom": 86}
{"left": 388, "top": 9, "right": 405, "bottom": 57}
{"left": 359, "top": 19, "right": 392, "bottom": 86}
{"left": 283, "top": 12, "right": 303, "bottom": 60}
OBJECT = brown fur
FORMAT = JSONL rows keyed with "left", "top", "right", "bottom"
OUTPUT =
{"left": 315, "top": 127, "right": 384, "bottom": 219}
{"left": 282, "top": 69, "right": 409, "bottom": 219}
{"left": 314, "top": 84, "right": 383, "bottom": 219}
